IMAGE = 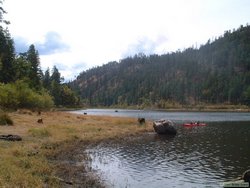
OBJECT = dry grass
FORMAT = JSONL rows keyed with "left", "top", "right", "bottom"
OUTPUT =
{"left": 0, "top": 110, "right": 153, "bottom": 187}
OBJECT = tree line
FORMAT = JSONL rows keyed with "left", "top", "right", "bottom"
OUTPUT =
{"left": 0, "top": 2, "right": 79, "bottom": 109}
{"left": 70, "top": 24, "right": 250, "bottom": 108}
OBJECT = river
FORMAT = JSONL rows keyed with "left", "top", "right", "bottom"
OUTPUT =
{"left": 72, "top": 109, "right": 250, "bottom": 188}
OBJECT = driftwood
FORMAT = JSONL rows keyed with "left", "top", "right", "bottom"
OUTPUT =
{"left": 0, "top": 134, "right": 22, "bottom": 141}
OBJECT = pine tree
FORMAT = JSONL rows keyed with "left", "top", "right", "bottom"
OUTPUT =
{"left": 0, "top": 27, "right": 15, "bottom": 83}
{"left": 50, "top": 80, "right": 61, "bottom": 106}
{"left": 0, "top": 0, "right": 5, "bottom": 23}
{"left": 51, "top": 66, "right": 61, "bottom": 84}
{"left": 43, "top": 67, "right": 51, "bottom": 90}
{"left": 0, "top": 0, "right": 10, "bottom": 26}
{"left": 14, "top": 56, "right": 32, "bottom": 81}
{"left": 50, "top": 66, "right": 62, "bottom": 105}
{"left": 26, "top": 44, "right": 42, "bottom": 90}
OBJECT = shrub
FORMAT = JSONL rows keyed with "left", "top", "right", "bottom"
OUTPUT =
{"left": 0, "top": 112, "right": 13, "bottom": 126}
{"left": 0, "top": 81, "right": 54, "bottom": 109}
{"left": 0, "top": 83, "right": 19, "bottom": 108}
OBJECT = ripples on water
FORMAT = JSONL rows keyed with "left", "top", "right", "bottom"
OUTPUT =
{"left": 87, "top": 121, "right": 250, "bottom": 188}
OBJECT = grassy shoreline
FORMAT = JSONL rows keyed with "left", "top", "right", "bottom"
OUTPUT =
{"left": 0, "top": 110, "right": 153, "bottom": 187}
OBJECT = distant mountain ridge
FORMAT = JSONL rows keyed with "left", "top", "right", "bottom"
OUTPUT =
{"left": 70, "top": 25, "right": 250, "bottom": 107}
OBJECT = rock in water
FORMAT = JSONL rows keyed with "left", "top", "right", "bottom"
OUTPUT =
{"left": 153, "top": 119, "right": 177, "bottom": 135}
{"left": 243, "top": 169, "right": 250, "bottom": 182}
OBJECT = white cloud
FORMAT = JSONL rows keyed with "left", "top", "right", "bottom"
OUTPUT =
{"left": 36, "top": 32, "right": 70, "bottom": 55}
{"left": 40, "top": 52, "right": 87, "bottom": 80}
{"left": 122, "top": 35, "right": 169, "bottom": 57}
{"left": 4, "top": 0, "right": 250, "bottom": 80}
{"left": 15, "top": 32, "right": 69, "bottom": 54}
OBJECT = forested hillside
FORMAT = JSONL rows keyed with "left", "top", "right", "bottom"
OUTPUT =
{"left": 70, "top": 25, "right": 250, "bottom": 108}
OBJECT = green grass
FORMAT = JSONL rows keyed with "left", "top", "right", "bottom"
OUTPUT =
{"left": 28, "top": 128, "right": 51, "bottom": 138}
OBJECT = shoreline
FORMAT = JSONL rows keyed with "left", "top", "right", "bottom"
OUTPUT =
{"left": 0, "top": 110, "right": 153, "bottom": 187}
{"left": 69, "top": 104, "right": 250, "bottom": 112}
{"left": 1, "top": 108, "right": 250, "bottom": 187}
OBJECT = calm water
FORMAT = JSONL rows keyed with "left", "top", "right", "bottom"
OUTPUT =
{"left": 72, "top": 109, "right": 250, "bottom": 123}
{"left": 72, "top": 109, "right": 250, "bottom": 188}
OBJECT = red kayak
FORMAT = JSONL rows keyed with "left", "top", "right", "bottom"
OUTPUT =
{"left": 183, "top": 122, "right": 207, "bottom": 127}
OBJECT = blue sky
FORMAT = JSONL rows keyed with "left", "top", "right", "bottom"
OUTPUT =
{"left": 4, "top": 0, "right": 250, "bottom": 80}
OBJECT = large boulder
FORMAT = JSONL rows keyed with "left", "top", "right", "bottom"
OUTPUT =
{"left": 243, "top": 169, "right": 250, "bottom": 182}
{"left": 153, "top": 119, "right": 177, "bottom": 135}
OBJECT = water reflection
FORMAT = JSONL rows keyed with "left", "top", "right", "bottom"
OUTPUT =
{"left": 87, "top": 121, "right": 250, "bottom": 188}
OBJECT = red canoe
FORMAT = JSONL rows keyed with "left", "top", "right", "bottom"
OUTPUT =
{"left": 183, "top": 122, "right": 207, "bottom": 127}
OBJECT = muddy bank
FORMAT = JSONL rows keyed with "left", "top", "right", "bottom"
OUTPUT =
{"left": 48, "top": 140, "right": 105, "bottom": 188}
{"left": 50, "top": 133, "right": 153, "bottom": 188}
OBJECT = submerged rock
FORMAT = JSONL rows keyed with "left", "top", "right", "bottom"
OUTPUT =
{"left": 153, "top": 119, "right": 177, "bottom": 135}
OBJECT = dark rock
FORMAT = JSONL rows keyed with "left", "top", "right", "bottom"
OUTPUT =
{"left": 243, "top": 169, "right": 250, "bottom": 182}
{"left": 153, "top": 119, "right": 177, "bottom": 135}
{"left": 138, "top": 118, "right": 145, "bottom": 124}
{"left": 37, "top": 118, "right": 43, "bottom": 123}
{"left": 0, "top": 134, "right": 22, "bottom": 141}
{"left": 184, "top": 167, "right": 193, "bottom": 171}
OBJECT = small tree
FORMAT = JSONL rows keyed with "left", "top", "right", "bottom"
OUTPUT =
{"left": 14, "top": 56, "right": 32, "bottom": 81}
{"left": 43, "top": 67, "right": 51, "bottom": 90}
{"left": 51, "top": 66, "right": 61, "bottom": 84}
{"left": 50, "top": 80, "right": 61, "bottom": 106}
{"left": 61, "top": 85, "right": 79, "bottom": 106}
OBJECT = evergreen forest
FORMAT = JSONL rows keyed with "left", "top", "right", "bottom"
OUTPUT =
{"left": 0, "top": 2, "right": 79, "bottom": 109}
{"left": 70, "top": 25, "right": 250, "bottom": 108}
